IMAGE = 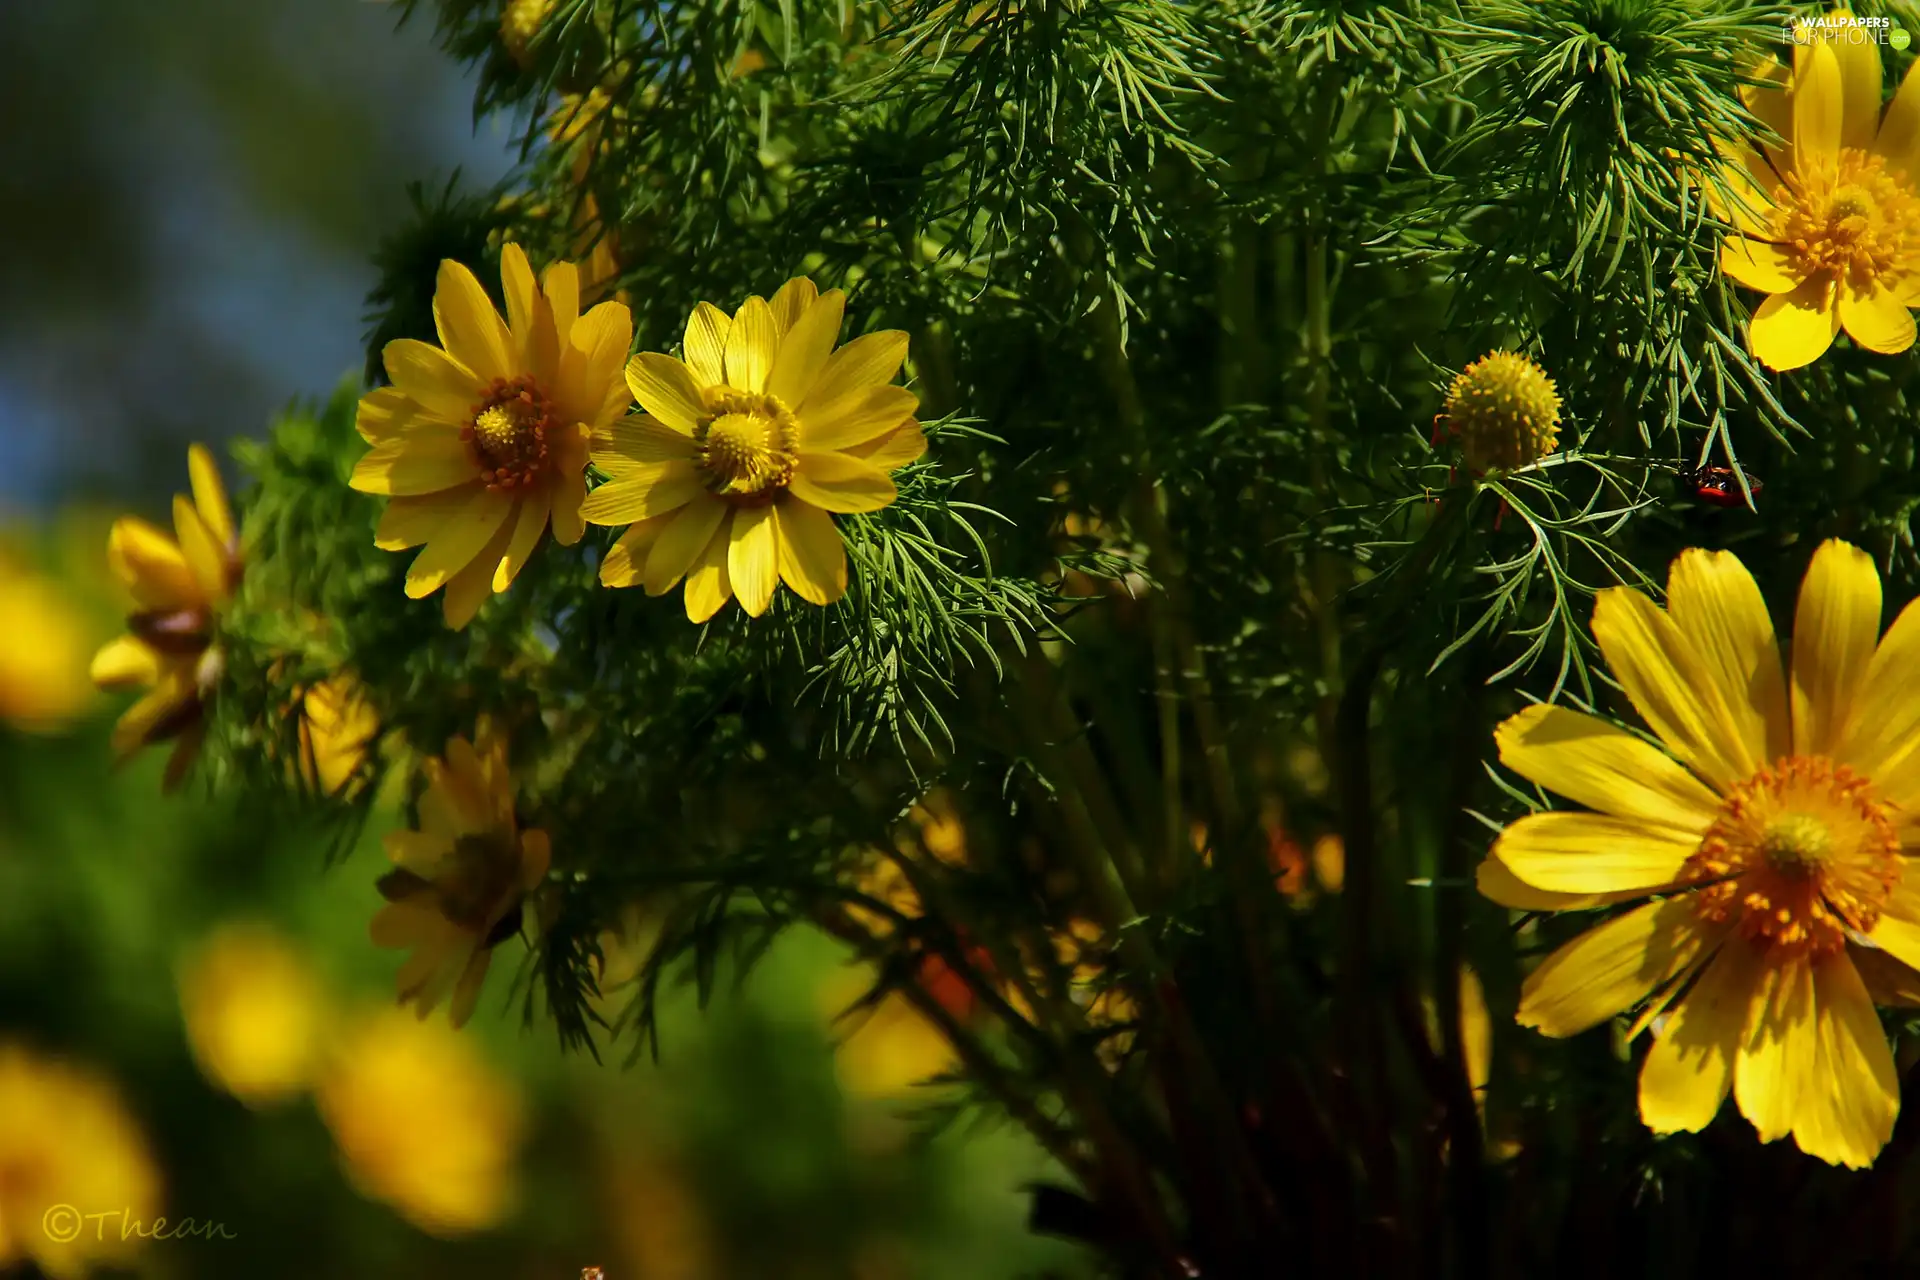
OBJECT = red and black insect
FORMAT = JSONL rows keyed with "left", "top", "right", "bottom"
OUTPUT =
{"left": 1677, "top": 461, "right": 1762, "bottom": 509}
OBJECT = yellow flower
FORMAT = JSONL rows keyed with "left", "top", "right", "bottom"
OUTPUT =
{"left": 1478, "top": 539, "right": 1920, "bottom": 1168}
{"left": 314, "top": 1007, "right": 524, "bottom": 1236}
{"left": 0, "top": 550, "right": 94, "bottom": 732}
{"left": 90, "top": 444, "right": 241, "bottom": 790}
{"left": 350, "top": 244, "right": 634, "bottom": 629}
{"left": 178, "top": 920, "right": 329, "bottom": 1106}
{"left": 298, "top": 675, "right": 380, "bottom": 797}
{"left": 584, "top": 278, "right": 925, "bottom": 621}
{"left": 0, "top": 1044, "right": 162, "bottom": 1278}
{"left": 822, "top": 968, "right": 957, "bottom": 1098}
{"left": 1717, "top": 15, "right": 1920, "bottom": 370}
{"left": 1440, "top": 351, "right": 1562, "bottom": 473}
{"left": 499, "top": 0, "right": 552, "bottom": 66}
{"left": 370, "top": 725, "right": 551, "bottom": 1027}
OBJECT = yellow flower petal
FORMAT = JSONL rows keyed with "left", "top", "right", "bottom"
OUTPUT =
{"left": 440, "top": 514, "right": 518, "bottom": 630}
{"left": 1590, "top": 587, "right": 1754, "bottom": 791}
{"left": 727, "top": 504, "right": 777, "bottom": 616}
{"left": 543, "top": 259, "right": 581, "bottom": 345}
{"left": 1639, "top": 939, "right": 1757, "bottom": 1135}
{"left": 851, "top": 421, "right": 928, "bottom": 470}
{"left": 448, "top": 949, "right": 494, "bottom": 1029}
{"left": 1493, "top": 704, "right": 1720, "bottom": 831}
{"left": 384, "top": 339, "right": 482, "bottom": 423}
{"left": 768, "top": 277, "right": 819, "bottom": 339}
{"left": 598, "top": 514, "right": 674, "bottom": 588}
{"left": 683, "top": 519, "right": 734, "bottom": 623}
{"left": 1839, "top": 279, "right": 1918, "bottom": 354}
{"left": 1748, "top": 274, "right": 1839, "bottom": 371}
{"left": 173, "top": 495, "right": 228, "bottom": 601}
{"left": 500, "top": 243, "right": 538, "bottom": 349}
{"left": 683, "top": 301, "right": 732, "bottom": 387}
{"left": 107, "top": 516, "right": 200, "bottom": 610}
{"left": 405, "top": 490, "right": 515, "bottom": 600}
{"left": 1476, "top": 855, "right": 1653, "bottom": 912}
{"left": 1719, "top": 237, "right": 1803, "bottom": 295}
{"left": 109, "top": 667, "right": 198, "bottom": 758}
{"left": 773, "top": 500, "right": 847, "bottom": 606}
{"left": 352, "top": 433, "right": 478, "bottom": 497}
{"left": 790, "top": 453, "right": 898, "bottom": 514}
{"left": 1734, "top": 954, "right": 1816, "bottom": 1145}
{"left": 1791, "top": 539, "right": 1881, "bottom": 758}
{"left": 187, "top": 444, "right": 235, "bottom": 550}
{"left": 491, "top": 490, "right": 551, "bottom": 593}
{"left": 1517, "top": 897, "right": 1707, "bottom": 1038}
{"left": 798, "top": 330, "right": 910, "bottom": 413}
{"left": 766, "top": 289, "right": 846, "bottom": 407}
{"left": 1875, "top": 58, "right": 1920, "bottom": 177}
{"left": 1823, "top": 11, "right": 1884, "bottom": 153}
{"left": 624, "top": 354, "right": 707, "bottom": 433}
{"left": 1799, "top": 952, "right": 1897, "bottom": 1168}
{"left": 578, "top": 462, "right": 704, "bottom": 525}
{"left": 801, "top": 385, "right": 922, "bottom": 452}
{"left": 1865, "top": 860, "right": 1920, "bottom": 969}
{"left": 519, "top": 828, "right": 552, "bottom": 889}
{"left": 725, "top": 296, "right": 778, "bottom": 394}
{"left": 1742, "top": 54, "right": 1793, "bottom": 155}
{"left": 385, "top": 829, "right": 453, "bottom": 872}
{"left": 1666, "top": 548, "right": 1789, "bottom": 767}
{"left": 1493, "top": 812, "right": 1696, "bottom": 895}
{"left": 644, "top": 499, "right": 729, "bottom": 597}
{"left": 90, "top": 636, "right": 162, "bottom": 691}
{"left": 1841, "top": 596, "right": 1920, "bottom": 786}
{"left": 1794, "top": 39, "right": 1844, "bottom": 166}
{"left": 375, "top": 485, "right": 482, "bottom": 551}
{"left": 434, "top": 259, "right": 515, "bottom": 384}
{"left": 557, "top": 300, "right": 634, "bottom": 428}
{"left": 357, "top": 386, "right": 426, "bottom": 444}
{"left": 590, "top": 416, "right": 698, "bottom": 475}
{"left": 1852, "top": 944, "right": 1920, "bottom": 1006}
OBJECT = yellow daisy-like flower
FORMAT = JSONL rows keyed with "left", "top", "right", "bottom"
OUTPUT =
{"left": 89, "top": 444, "right": 241, "bottom": 790}
{"left": 1478, "top": 539, "right": 1920, "bottom": 1168}
{"left": 370, "top": 726, "right": 551, "bottom": 1028}
{"left": 1717, "top": 13, "right": 1920, "bottom": 370}
{"left": 351, "top": 244, "right": 633, "bottom": 629}
{"left": 584, "top": 278, "right": 925, "bottom": 621}
{"left": 177, "top": 920, "right": 330, "bottom": 1107}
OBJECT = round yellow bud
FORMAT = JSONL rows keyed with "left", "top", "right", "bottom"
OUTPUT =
{"left": 1442, "top": 351, "right": 1563, "bottom": 473}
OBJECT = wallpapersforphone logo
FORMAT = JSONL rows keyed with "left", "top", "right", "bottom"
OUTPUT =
{"left": 1785, "top": 14, "right": 1912, "bottom": 50}
{"left": 41, "top": 1203, "right": 237, "bottom": 1244}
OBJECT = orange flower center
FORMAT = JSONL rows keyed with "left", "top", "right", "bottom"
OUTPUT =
{"left": 695, "top": 388, "right": 798, "bottom": 504}
{"left": 1775, "top": 148, "right": 1920, "bottom": 289}
{"left": 463, "top": 375, "right": 554, "bottom": 492}
{"left": 439, "top": 832, "right": 524, "bottom": 932}
{"left": 1682, "top": 756, "right": 1902, "bottom": 960}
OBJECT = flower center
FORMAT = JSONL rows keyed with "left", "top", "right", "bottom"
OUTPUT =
{"left": 1776, "top": 149, "right": 1920, "bottom": 289}
{"left": 1683, "top": 756, "right": 1902, "bottom": 959}
{"left": 463, "top": 375, "right": 554, "bottom": 492}
{"left": 439, "top": 832, "right": 524, "bottom": 931}
{"left": 694, "top": 388, "right": 798, "bottom": 504}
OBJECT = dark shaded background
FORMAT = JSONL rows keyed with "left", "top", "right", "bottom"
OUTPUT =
{"left": 0, "top": 0, "right": 514, "bottom": 513}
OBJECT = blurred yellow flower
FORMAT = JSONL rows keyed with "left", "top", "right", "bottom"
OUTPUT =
{"left": 910, "top": 789, "right": 968, "bottom": 865}
{"left": 178, "top": 921, "right": 329, "bottom": 1107}
{"left": 0, "top": 549, "right": 94, "bottom": 732}
{"left": 90, "top": 444, "right": 241, "bottom": 790}
{"left": 824, "top": 969, "right": 957, "bottom": 1098}
{"left": 297, "top": 674, "right": 380, "bottom": 797}
{"left": 0, "top": 1044, "right": 162, "bottom": 1279}
{"left": 585, "top": 277, "right": 925, "bottom": 621}
{"left": 499, "top": 0, "right": 553, "bottom": 66}
{"left": 1311, "top": 833, "right": 1345, "bottom": 894}
{"left": 314, "top": 1007, "right": 524, "bottom": 1236}
{"left": 350, "top": 244, "right": 633, "bottom": 629}
{"left": 371, "top": 724, "right": 551, "bottom": 1027}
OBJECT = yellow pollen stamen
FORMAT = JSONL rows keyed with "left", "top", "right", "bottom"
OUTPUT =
{"left": 462, "top": 375, "right": 554, "bottom": 492}
{"left": 1683, "top": 756, "right": 1902, "bottom": 960}
{"left": 695, "top": 389, "right": 798, "bottom": 503}
{"left": 1776, "top": 149, "right": 1920, "bottom": 291}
